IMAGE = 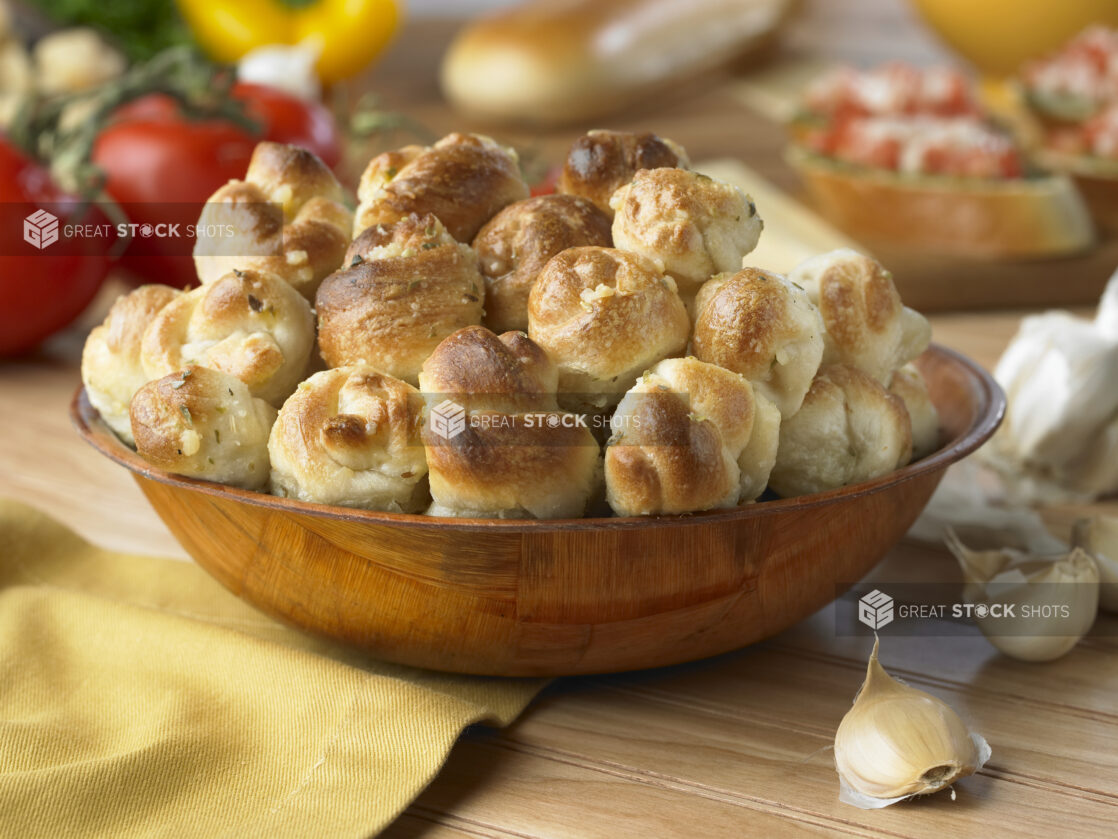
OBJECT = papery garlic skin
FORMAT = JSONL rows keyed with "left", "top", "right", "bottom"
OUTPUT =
{"left": 946, "top": 530, "right": 1100, "bottom": 662}
{"left": 1074, "top": 517, "right": 1118, "bottom": 614}
{"left": 985, "top": 270, "right": 1118, "bottom": 501}
{"left": 835, "top": 638, "right": 990, "bottom": 809}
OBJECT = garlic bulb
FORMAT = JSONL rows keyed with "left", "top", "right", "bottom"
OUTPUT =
{"left": 835, "top": 638, "right": 990, "bottom": 809}
{"left": 984, "top": 269, "right": 1118, "bottom": 501}
{"left": 1073, "top": 516, "right": 1118, "bottom": 613}
{"left": 946, "top": 529, "right": 1100, "bottom": 662}
{"left": 238, "top": 41, "right": 322, "bottom": 100}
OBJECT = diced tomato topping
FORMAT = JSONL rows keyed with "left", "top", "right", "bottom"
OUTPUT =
{"left": 802, "top": 63, "right": 981, "bottom": 121}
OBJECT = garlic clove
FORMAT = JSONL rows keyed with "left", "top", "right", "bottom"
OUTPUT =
{"left": 946, "top": 529, "right": 1100, "bottom": 662}
{"left": 1073, "top": 516, "right": 1118, "bottom": 613}
{"left": 1096, "top": 267, "right": 1118, "bottom": 337}
{"left": 835, "top": 638, "right": 990, "bottom": 809}
{"left": 984, "top": 269, "right": 1118, "bottom": 502}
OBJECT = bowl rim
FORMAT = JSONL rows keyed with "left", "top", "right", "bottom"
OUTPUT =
{"left": 71, "top": 343, "right": 1004, "bottom": 533}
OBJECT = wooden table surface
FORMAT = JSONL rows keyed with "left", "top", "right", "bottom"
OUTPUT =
{"left": 4, "top": 1, "right": 1118, "bottom": 837}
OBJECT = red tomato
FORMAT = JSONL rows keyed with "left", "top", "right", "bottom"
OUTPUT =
{"left": 114, "top": 84, "right": 341, "bottom": 168}
{"left": 233, "top": 82, "right": 342, "bottom": 169}
{"left": 93, "top": 115, "right": 257, "bottom": 288}
{"left": 0, "top": 139, "right": 110, "bottom": 356}
{"left": 0, "top": 142, "right": 111, "bottom": 357}
{"left": 529, "top": 165, "right": 561, "bottom": 197}
{"left": 97, "top": 84, "right": 341, "bottom": 288}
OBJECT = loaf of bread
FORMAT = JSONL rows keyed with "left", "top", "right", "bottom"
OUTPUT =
{"left": 130, "top": 365, "right": 277, "bottom": 490}
{"left": 194, "top": 142, "right": 352, "bottom": 300}
{"left": 440, "top": 0, "right": 796, "bottom": 126}
{"left": 81, "top": 284, "right": 179, "bottom": 444}
{"left": 141, "top": 268, "right": 315, "bottom": 407}
{"left": 354, "top": 133, "right": 528, "bottom": 242}
{"left": 315, "top": 214, "right": 485, "bottom": 385}
{"left": 528, "top": 246, "right": 690, "bottom": 412}
{"left": 473, "top": 193, "right": 612, "bottom": 333}
{"left": 692, "top": 267, "right": 825, "bottom": 418}
{"left": 418, "top": 326, "right": 601, "bottom": 519}
{"left": 268, "top": 366, "right": 429, "bottom": 511}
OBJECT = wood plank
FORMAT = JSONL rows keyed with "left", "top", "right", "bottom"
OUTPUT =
{"left": 402, "top": 736, "right": 850, "bottom": 839}
{"left": 595, "top": 647, "right": 1118, "bottom": 798}
{"left": 499, "top": 683, "right": 1118, "bottom": 838}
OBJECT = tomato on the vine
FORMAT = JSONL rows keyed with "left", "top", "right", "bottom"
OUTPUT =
{"left": 0, "top": 139, "right": 111, "bottom": 356}
{"left": 95, "top": 83, "right": 342, "bottom": 289}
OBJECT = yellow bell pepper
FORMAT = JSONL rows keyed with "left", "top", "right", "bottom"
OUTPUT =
{"left": 176, "top": 0, "right": 401, "bottom": 84}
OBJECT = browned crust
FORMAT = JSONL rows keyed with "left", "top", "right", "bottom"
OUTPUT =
{"left": 356, "top": 133, "right": 528, "bottom": 242}
{"left": 424, "top": 412, "right": 597, "bottom": 497}
{"left": 418, "top": 325, "right": 556, "bottom": 412}
{"left": 691, "top": 268, "right": 798, "bottom": 380}
{"left": 605, "top": 390, "right": 734, "bottom": 514}
{"left": 276, "top": 367, "right": 424, "bottom": 467}
{"left": 247, "top": 141, "right": 346, "bottom": 207}
{"left": 130, "top": 366, "right": 221, "bottom": 469}
{"left": 557, "top": 130, "right": 689, "bottom": 216}
{"left": 473, "top": 193, "right": 613, "bottom": 332}
{"left": 816, "top": 254, "right": 902, "bottom": 361}
{"left": 315, "top": 216, "right": 484, "bottom": 377}
{"left": 102, "top": 285, "right": 180, "bottom": 357}
{"left": 142, "top": 269, "right": 312, "bottom": 397}
{"left": 527, "top": 246, "right": 690, "bottom": 380}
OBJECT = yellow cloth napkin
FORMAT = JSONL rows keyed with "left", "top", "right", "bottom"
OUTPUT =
{"left": 0, "top": 499, "right": 544, "bottom": 838}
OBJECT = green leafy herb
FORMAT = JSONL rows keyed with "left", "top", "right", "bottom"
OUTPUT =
{"left": 34, "top": 0, "right": 192, "bottom": 62}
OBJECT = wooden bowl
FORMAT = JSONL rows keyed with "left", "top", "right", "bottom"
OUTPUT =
{"left": 72, "top": 345, "right": 1003, "bottom": 676}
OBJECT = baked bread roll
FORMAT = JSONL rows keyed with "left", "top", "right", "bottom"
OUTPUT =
{"left": 611, "top": 167, "right": 763, "bottom": 304}
{"left": 81, "top": 284, "right": 179, "bottom": 445}
{"left": 440, "top": 0, "right": 795, "bottom": 127}
{"left": 194, "top": 142, "right": 352, "bottom": 301}
{"left": 605, "top": 357, "right": 780, "bottom": 516}
{"left": 141, "top": 268, "right": 315, "bottom": 407}
{"left": 769, "top": 364, "right": 913, "bottom": 498}
{"left": 528, "top": 246, "right": 690, "bottom": 411}
{"left": 473, "top": 193, "right": 612, "bottom": 333}
{"left": 130, "top": 365, "right": 276, "bottom": 490}
{"left": 268, "top": 366, "right": 429, "bottom": 511}
{"left": 315, "top": 214, "right": 485, "bottom": 385}
{"left": 557, "top": 129, "right": 689, "bottom": 217}
{"left": 888, "top": 363, "right": 939, "bottom": 460}
{"left": 354, "top": 133, "right": 528, "bottom": 242}
{"left": 787, "top": 249, "right": 931, "bottom": 383}
{"left": 691, "top": 268, "right": 825, "bottom": 418}
{"left": 418, "top": 326, "right": 601, "bottom": 519}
